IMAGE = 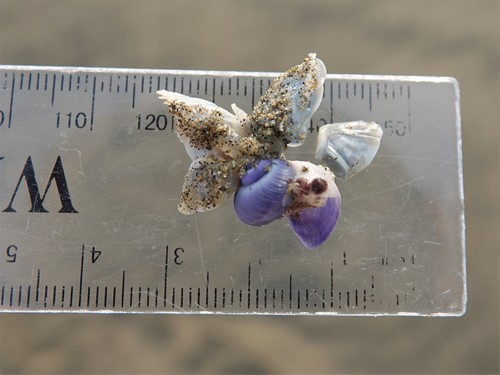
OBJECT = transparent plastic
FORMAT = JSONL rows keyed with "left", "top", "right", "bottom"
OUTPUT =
{"left": 0, "top": 66, "right": 465, "bottom": 315}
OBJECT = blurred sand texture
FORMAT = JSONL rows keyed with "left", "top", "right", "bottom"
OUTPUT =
{"left": 0, "top": 0, "right": 499, "bottom": 374}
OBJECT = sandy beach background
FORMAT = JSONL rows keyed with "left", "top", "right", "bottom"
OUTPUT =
{"left": 0, "top": 0, "right": 498, "bottom": 373}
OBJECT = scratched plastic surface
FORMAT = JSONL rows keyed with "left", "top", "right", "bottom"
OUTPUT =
{"left": 0, "top": 66, "right": 466, "bottom": 315}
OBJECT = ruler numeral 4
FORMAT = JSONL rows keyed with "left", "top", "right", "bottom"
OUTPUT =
{"left": 90, "top": 246, "right": 101, "bottom": 264}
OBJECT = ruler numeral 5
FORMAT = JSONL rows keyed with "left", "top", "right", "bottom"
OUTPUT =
{"left": 4, "top": 245, "right": 18, "bottom": 263}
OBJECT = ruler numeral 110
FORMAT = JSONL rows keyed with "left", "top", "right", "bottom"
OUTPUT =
{"left": 56, "top": 111, "right": 89, "bottom": 130}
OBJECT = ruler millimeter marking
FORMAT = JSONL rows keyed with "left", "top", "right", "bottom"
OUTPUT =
{"left": 0, "top": 65, "right": 465, "bottom": 315}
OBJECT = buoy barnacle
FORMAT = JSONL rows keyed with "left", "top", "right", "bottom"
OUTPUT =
{"left": 158, "top": 53, "right": 382, "bottom": 248}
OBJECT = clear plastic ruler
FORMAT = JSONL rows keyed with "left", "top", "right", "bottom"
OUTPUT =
{"left": 0, "top": 65, "right": 465, "bottom": 316}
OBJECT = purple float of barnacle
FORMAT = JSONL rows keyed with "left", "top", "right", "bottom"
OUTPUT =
{"left": 157, "top": 53, "right": 382, "bottom": 249}
{"left": 234, "top": 159, "right": 295, "bottom": 226}
{"left": 234, "top": 159, "right": 341, "bottom": 248}
{"left": 288, "top": 198, "right": 341, "bottom": 249}
{"left": 285, "top": 161, "right": 341, "bottom": 248}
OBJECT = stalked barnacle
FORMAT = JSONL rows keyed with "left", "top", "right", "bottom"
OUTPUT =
{"left": 179, "top": 155, "right": 239, "bottom": 214}
{"left": 315, "top": 121, "right": 383, "bottom": 180}
{"left": 249, "top": 53, "right": 326, "bottom": 151}
{"left": 158, "top": 53, "right": 382, "bottom": 249}
{"left": 157, "top": 90, "right": 254, "bottom": 213}
{"left": 157, "top": 91, "right": 250, "bottom": 160}
{"left": 234, "top": 159, "right": 341, "bottom": 249}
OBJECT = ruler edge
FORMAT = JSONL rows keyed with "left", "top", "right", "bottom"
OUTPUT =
{"left": 0, "top": 308, "right": 466, "bottom": 317}
{"left": 0, "top": 64, "right": 458, "bottom": 84}
{"left": 0, "top": 65, "right": 466, "bottom": 317}
{"left": 453, "top": 79, "right": 467, "bottom": 316}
